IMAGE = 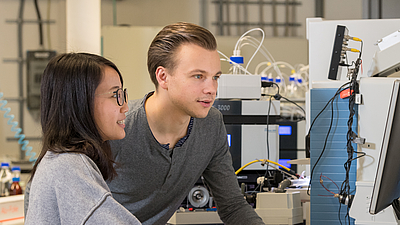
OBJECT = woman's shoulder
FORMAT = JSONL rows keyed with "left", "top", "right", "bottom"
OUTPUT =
{"left": 39, "top": 152, "right": 100, "bottom": 177}
{"left": 33, "top": 152, "right": 106, "bottom": 193}
{"left": 43, "top": 151, "right": 87, "bottom": 166}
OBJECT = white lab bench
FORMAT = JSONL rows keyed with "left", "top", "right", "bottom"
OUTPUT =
{"left": 0, "top": 195, "right": 24, "bottom": 225}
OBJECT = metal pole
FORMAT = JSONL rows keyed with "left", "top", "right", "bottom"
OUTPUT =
{"left": 368, "top": 0, "right": 372, "bottom": 19}
{"left": 18, "top": 0, "right": 25, "bottom": 160}
{"left": 315, "top": 0, "right": 324, "bottom": 18}
{"left": 244, "top": 0, "right": 248, "bottom": 32}
{"left": 272, "top": 0, "right": 278, "bottom": 36}
{"left": 236, "top": 0, "right": 241, "bottom": 35}
{"left": 217, "top": 0, "right": 224, "bottom": 35}
{"left": 259, "top": 0, "right": 264, "bottom": 32}
{"left": 291, "top": 0, "right": 297, "bottom": 36}
{"left": 113, "top": 0, "right": 117, "bottom": 26}
{"left": 226, "top": 0, "right": 231, "bottom": 35}
{"left": 200, "top": 0, "right": 209, "bottom": 29}
{"left": 284, "top": 0, "right": 289, "bottom": 36}
{"left": 378, "top": 0, "right": 382, "bottom": 19}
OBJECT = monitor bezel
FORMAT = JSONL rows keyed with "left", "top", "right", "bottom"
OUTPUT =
{"left": 369, "top": 80, "right": 400, "bottom": 214}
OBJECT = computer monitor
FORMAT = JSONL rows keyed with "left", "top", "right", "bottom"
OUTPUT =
{"left": 370, "top": 80, "right": 400, "bottom": 218}
{"left": 328, "top": 25, "right": 348, "bottom": 80}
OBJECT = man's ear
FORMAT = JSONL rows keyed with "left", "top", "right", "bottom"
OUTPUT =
{"left": 155, "top": 66, "right": 168, "bottom": 90}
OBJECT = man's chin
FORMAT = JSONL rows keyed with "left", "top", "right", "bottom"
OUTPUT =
{"left": 192, "top": 108, "right": 211, "bottom": 119}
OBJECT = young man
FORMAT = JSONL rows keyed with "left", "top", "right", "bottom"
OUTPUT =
{"left": 108, "top": 22, "right": 265, "bottom": 225}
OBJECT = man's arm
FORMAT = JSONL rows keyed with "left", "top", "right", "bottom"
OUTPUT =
{"left": 202, "top": 112, "right": 265, "bottom": 225}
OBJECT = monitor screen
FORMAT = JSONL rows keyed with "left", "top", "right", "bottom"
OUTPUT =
{"left": 370, "top": 80, "right": 400, "bottom": 216}
{"left": 278, "top": 125, "right": 292, "bottom": 136}
{"left": 328, "top": 25, "right": 348, "bottom": 80}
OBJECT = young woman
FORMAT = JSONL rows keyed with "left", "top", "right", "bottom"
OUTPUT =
{"left": 24, "top": 53, "right": 141, "bottom": 224}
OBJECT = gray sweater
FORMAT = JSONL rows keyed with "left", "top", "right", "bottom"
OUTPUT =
{"left": 107, "top": 94, "right": 265, "bottom": 225}
{"left": 25, "top": 151, "right": 141, "bottom": 225}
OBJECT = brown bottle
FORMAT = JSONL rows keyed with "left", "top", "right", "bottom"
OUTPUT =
{"left": 9, "top": 177, "right": 22, "bottom": 195}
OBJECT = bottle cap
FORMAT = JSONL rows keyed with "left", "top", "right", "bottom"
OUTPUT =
{"left": 275, "top": 77, "right": 281, "bottom": 83}
{"left": 1, "top": 162, "right": 9, "bottom": 167}
{"left": 289, "top": 76, "right": 295, "bottom": 81}
{"left": 298, "top": 78, "right": 303, "bottom": 83}
{"left": 229, "top": 56, "right": 244, "bottom": 64}
{"left": 261, "top": 76, "right": 267, "bottom": 81}
{"left": 11, "top": 166, "right": 21, "bottom": 171}
{"left": 12, "top": 177, "right": 20, "bottom": 182}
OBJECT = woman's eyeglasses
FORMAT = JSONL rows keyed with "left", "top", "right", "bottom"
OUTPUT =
{"left": 96, "top": 88, "right": 128, "bottom": 106}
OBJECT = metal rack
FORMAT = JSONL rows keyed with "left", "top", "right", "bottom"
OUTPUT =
{"left": 212, "top": 0, "right": 302, "bottom": 36}
{"left": 2, "top": 0, "right": 54, "bottom": 160}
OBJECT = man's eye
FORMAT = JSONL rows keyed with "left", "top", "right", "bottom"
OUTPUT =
{"left": 213, "top": 76, "right": 220, "bottom": 80}
{"left": 194, "top": 75, "right": 202, "bottom": 79}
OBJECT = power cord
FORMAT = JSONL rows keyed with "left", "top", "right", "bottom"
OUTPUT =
{"left": 263, "top": 82, "right": 306, "bottom": 121}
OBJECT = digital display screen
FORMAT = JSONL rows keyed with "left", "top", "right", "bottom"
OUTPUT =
{"left": 279, "top": 126, "right": 292, "bottom": 136}
{"left": 227, "top": 134, "right": 231, "bottom": 147}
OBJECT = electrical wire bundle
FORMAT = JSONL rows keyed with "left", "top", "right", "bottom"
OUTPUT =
{"left": 338, "top": 44, "right": 367, "bottom": 225}
{"left": 306, "top": 81, "right": 351, "bottom": 194}
{"left": 306, "top": 35, "right": 366, "bottom": 224}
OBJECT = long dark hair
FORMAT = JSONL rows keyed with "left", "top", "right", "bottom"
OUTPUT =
{"left": 30, "top": 52, "right": 123, "bottom": 181}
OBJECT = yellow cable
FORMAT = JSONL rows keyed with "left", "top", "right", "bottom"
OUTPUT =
{"left": 345, "top": 35, "right": 362, "bottom": 42}
{"left": 235, "top": 159, "right": 292, "bottom": 175}
{"left": 343, "top": 47, "right": 360, "bottom": 53}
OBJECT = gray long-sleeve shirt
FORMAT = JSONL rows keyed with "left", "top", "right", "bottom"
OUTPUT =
{"left": 25, "top": 152, "right": 141, "bottom": 225}
{"left": 107, "top": 94, "right": 265, "bottom": 225}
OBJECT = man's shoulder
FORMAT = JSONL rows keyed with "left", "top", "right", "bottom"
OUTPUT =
{"left": 205, "top": 106, "right": 223, "bottom": 121}
{"left": 208, "top": 106, "right": 222, "bottom": 117}
{"left": 126, "top": 92, "right": 153, "bottom": 116}
{"left": 127, "top": 99, "right": 143, "bottom": 115}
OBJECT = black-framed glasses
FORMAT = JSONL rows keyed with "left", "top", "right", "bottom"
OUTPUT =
{"left": 97, "top": 88, "right": 128, "bottom": 106}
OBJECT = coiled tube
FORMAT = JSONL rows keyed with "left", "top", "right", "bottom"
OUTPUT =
{"left": 0, "top": 92, "right": 37, "bottom": 162}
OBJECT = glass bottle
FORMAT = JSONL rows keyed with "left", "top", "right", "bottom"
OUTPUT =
{"left": 286, "top": 76, "right": 299, "bottom": 99}
{"left": 228, "top": 56, "right": 245, "bottom": 75}
{"left": 0, "top": 163, "right": 12, "bottom": 197}
{"left": 9, "top": 177, "right": 22, "bottom": 195}
{"left": 297, "top": 77, "right": 306, "bottom": 99}
{"left": 275, "top": 77, "right": 285, "bottom": 97}
{"left": 11, "top": 166, "right": 21, "bottom": 179}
